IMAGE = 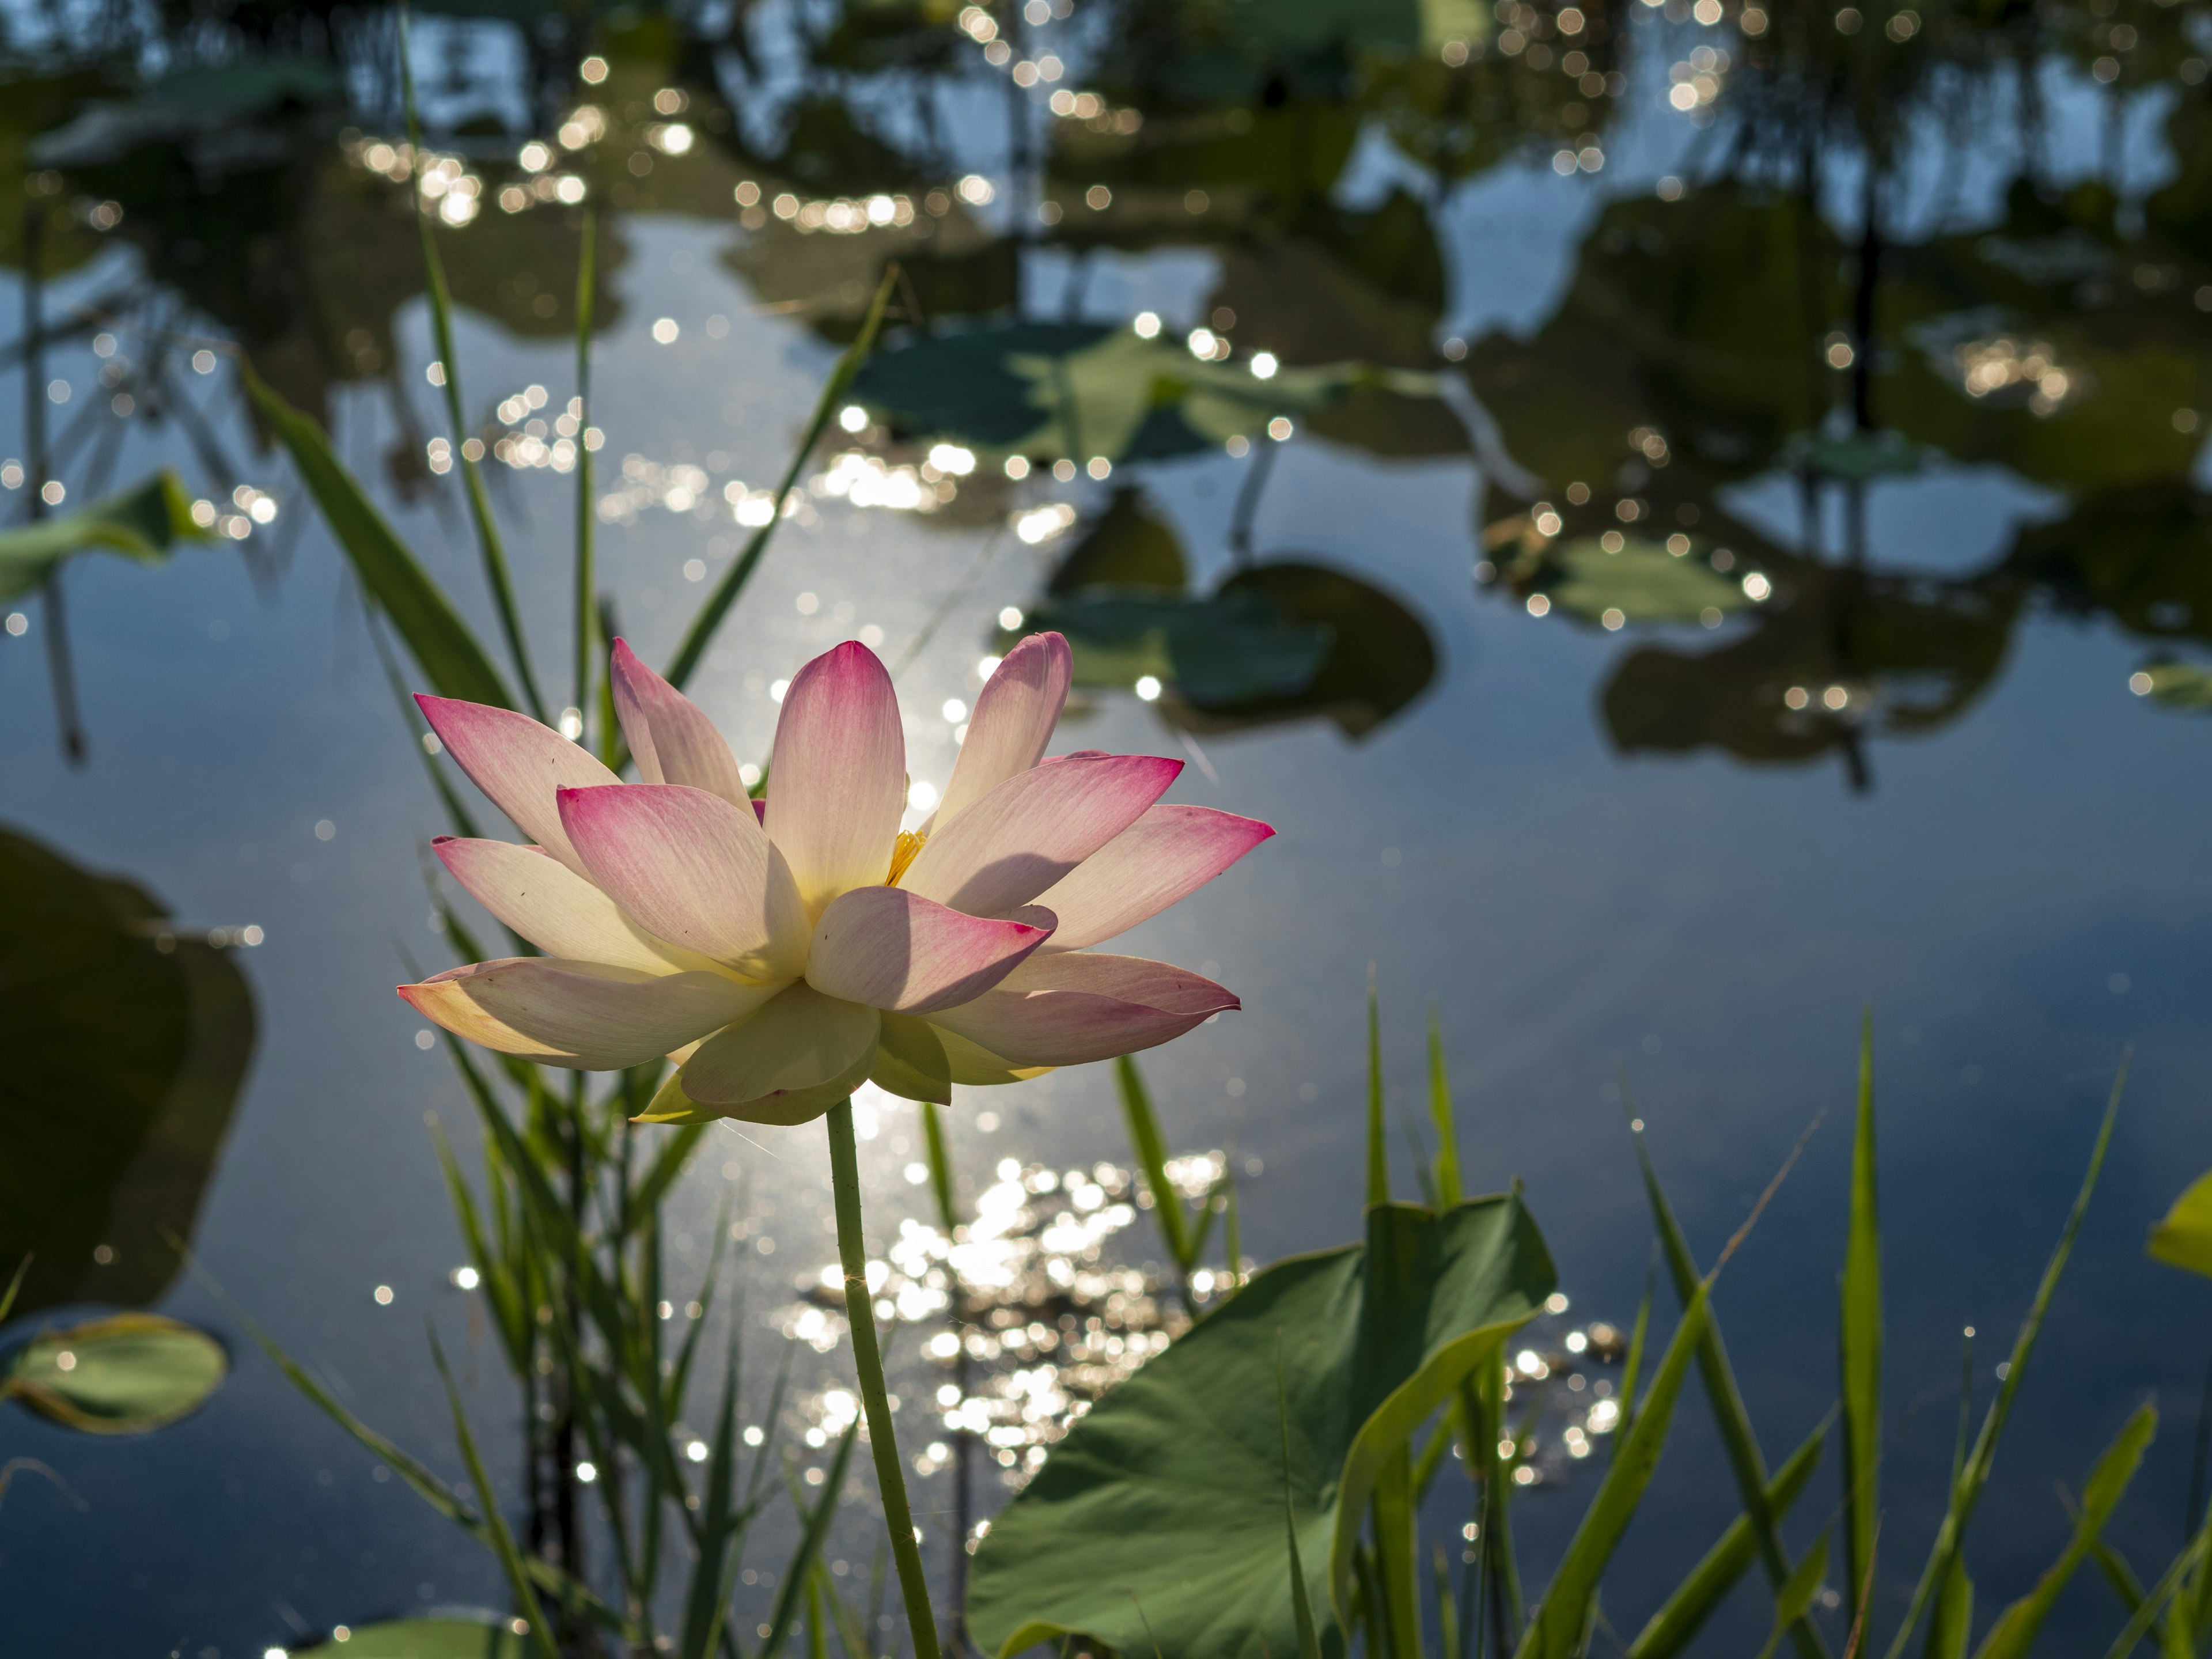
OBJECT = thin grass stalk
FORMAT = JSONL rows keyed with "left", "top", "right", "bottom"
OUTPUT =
{"left": 2097, "top": 1536, "right": 2204, "bottom": 1659}
{"left": 662, "top": 268, "right": 899, "bottom": 692}
{"left": 572, "top": 205, "right": 597, "bottom": 725}
{"left": 427, "top": 1328, "right": 563, "bottom": 1659}
{"left": 1880, "top": 1058, "right": 2127, "bottom": 1659}
{"left": 1626, "top": 1418, "right": 1832, "bottom": 1659}
{"left": 827, "top": 1098, "right": 943, "bottom": 1659}
{"left": 396, "top": 7, "right": 547, "bottom": 721}
{"left": 920, "top": 1100, "right": 960, "bottom": 1236}
{"left": 1474, "top": 1357, "right": 1524, "bottom": 1647}
{"left": 1116, "top": 1054, "right": 1196, "bottom": 1318}
{"left": 1631, "top": 1116, "right": 1830, "bottom": 1659}
{"left": 1841, "top": 1011, "right": 1882, "bottom": 1637}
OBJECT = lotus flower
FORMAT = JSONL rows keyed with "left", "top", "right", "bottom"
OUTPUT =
{"left": 399, "top": 633, "right": 1272, "bottom": 1125}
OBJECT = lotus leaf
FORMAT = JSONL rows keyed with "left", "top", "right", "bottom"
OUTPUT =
{"left": 1543, "top": 536, "right": 1751, "bottom": 625}
{"left": 0, "top": 469, "right": 211, "bottom": 603}
{"left": 967, "top": 1196, "right": 1554, "bottom": 1659}
{"left": 3, "top": 1311, "right": 225, "bottom": 1433}
{"left": 0, "top": 824, "right": 255, "bottom": 1318}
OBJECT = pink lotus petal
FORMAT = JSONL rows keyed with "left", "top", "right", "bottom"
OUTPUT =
{"left": 609, "top": 638, "right": 749, "bottom": 806}
{"left": 558, "top": 784, "right": 808, "bottom": 980}
{"left": 763, "top": 641, "right": 906, "bottom": 915}
{"left": 933, "top": 631, "right": 1070, "bottom": 828}
{"left": 676, "top": 982, "right": 880, "bottom": 1116}
{"left": 900, "top": 753, "right": 1182, "bottom": 918}
{"left": 1031, "top": 805, "right": 1275, "bottom": 951}
{"left": 399, "top": 957, "right": 774, "bottom": 1069}
{"left": 416, "top": 695, "right": 619, "bottom": 875}
{"left": 806, "top": 887, "right": 1054, "bottom": 1014}
{"left": 926, "top": 951, "right": 1237, "bottom": 1067}
{"left": 433, "top": 836, "right": 710, "bottom": 974}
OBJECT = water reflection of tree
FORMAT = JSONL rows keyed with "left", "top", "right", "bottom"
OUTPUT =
{"left": 9, "top": 0, "right": 2211, "bottom": 778}
{"left": 1463, "top": 28, "right": 2212, "bottom": 787}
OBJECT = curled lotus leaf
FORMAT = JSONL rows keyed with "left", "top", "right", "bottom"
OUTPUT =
{"left": 968, "top": 1195, "right": 1554, "bottom": 1659}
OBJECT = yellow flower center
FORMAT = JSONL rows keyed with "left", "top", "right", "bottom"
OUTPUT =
{"left": 886, "top": 830, "right": 926, "bottom": 886}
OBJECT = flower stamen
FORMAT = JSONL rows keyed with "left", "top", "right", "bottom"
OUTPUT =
{"left": 886, "top": 830, "right": 926, "bottom": 886}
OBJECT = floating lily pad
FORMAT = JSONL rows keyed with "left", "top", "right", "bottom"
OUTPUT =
{"left": 967, "top": 1197, "right": 1554, "bottom": 1659}
{"left": 850, "top": 321, "right": 1402, "bottom": 464}
{"left": 3, "top": 1312, "right": 225, "bottom": 1433}
{"left": 1019, "top": 588, "right": 1334, "bottom": 704}
{"left": 0, "top": 470, "right": 212, "bottom": 603}
{"left": 0, "top": 824, "right": 256, "bottom": 1319}
{"left": 1541, "top": 536, "right": 1752, "bottom": 626}
{"left": 289, "top": 1618, "right": 528, "bottom": 1657}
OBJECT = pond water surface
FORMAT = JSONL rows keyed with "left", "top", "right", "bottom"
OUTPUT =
{"left": 5, "top": 1, "right": 2212, "bottom": 1653}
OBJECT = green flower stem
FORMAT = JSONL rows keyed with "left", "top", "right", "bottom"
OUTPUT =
{"left": 828, "top": 1098, "right": 944, "bottom": 1659}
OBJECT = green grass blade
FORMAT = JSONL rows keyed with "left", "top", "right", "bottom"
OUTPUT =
{"left": 1436, "top": 1547, "right": 1461, "bottom": 1659}
{"left": 679, "top": 1328, "right": 745, "bottom": 1659}
{"left": 664, "top": 267, "right": 897, "bottom": 691}
{"left": 427, "top": 1117, "right": 529, "bottom": 1372}
{"left": 627, "top": 1119, "right": 703, "bottom": 1230}
{"left": 1755, "top": 1525, "right": 1836, "bottom": 1659}
{"left": 2101, "top": 1539, "right": 2203, "bottom": 1659}
{"left": 819, "top": 1557, "right": 873, "bottom": 1659}
{"left": 427, "top": 1328, "right": 561, "bottom": 1659}
{"left": 1116, "top": 1055, "right": 1193, "bottom": 1276}
{"left": 1627, "top": 1415, "right": 1831, "bottom": 1659}
{"left": 1925, "top": 1559, "right": 1974, "bottom": 1659}
{"left": 921, "top": 1099, "right": 961, "bottom": 1234}
{"left": 1403, "top": 1111, "right": 1440, "bottom": 1210}
{"left": 1415, "top": 1395, "right": 1463, "bottom": 1502}
{"left": 1473, "top": 1359, "right": 1524, "bottom": 1640}
{"left": 1512, "top": 1281, "right": 1715, "bottom": 1659}
{"left": 1842, "top": 1011, "right": 1883, "bottom": 1634}
{"left": 1224, "top": 1159, "right": 1244, "bottom": 1289}
{"left": 1368, "top": 975, "right": 1390, "bottom": 1208}
{"left": 242, "top": 363, "right": 512, "bottom": 708}
{"left": 1974, "top": 1402, "right": 2156, "bottom": 1659}
{"left": 572, "top": 204, "right": 597, "bottom": 721}
{"left": 2092, "top": 1540, "right": 2148, "bottom": 1619}
{"left": 1429, "top": 1006, "right": 1463, "bottom": 1208}
{"left": 1616, "top": 1245, "right": 1658, "bottom": 1448}
{"left": 215, "top": 1283, "right": 625, "bottom": 1634}
{"left": 1633, "top": 1121, "right": 1830, "bottom": 1659}
{"left": 1882, "top": 1059, "right": 2127, "bottom": 1659}
{"left": 397, "top": 7, "right": 546, "bottom": 723}
{"left": 762, "top": 1424, "right": 861, "bottom": 1657}
{"left": 1373, "top": 1449, "right": 1425, "bottom": 1659}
